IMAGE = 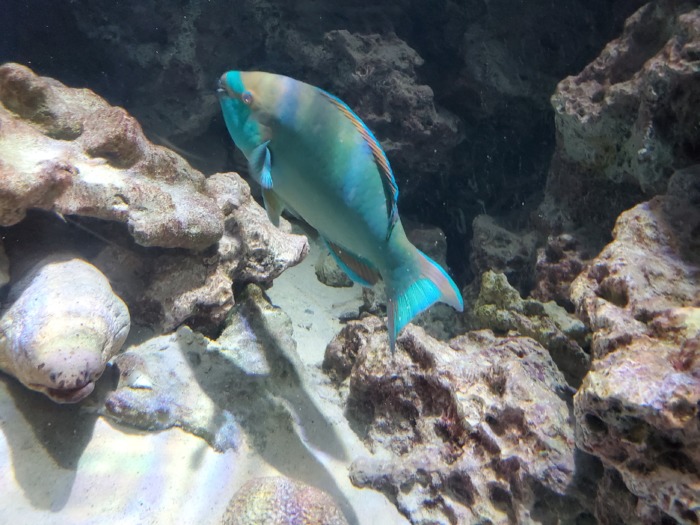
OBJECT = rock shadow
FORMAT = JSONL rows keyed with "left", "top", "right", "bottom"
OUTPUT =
{"left": 186, "top": 285, "right": 359, "bottom": 525}
{"left": 0, "top": 372, "right": 106, "bottom": 510}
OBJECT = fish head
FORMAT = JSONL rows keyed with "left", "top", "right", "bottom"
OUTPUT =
{"left": 218, "top": 70, "right": 279, "bottom": 155}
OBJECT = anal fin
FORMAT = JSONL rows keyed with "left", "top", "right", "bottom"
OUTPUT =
{"left": 324, "top": 240, "right": 381, "bottom": 287}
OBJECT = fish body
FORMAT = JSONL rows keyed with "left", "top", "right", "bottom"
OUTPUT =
{"left": 218, "top": 71, "right": 463, "bottom": 351}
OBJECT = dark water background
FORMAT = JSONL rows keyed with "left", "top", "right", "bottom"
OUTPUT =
{"left": 0, "top": 0, "right": 645, "bottom": 283}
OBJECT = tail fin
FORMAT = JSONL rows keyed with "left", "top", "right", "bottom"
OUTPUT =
{"left": 386, "top": 250, "right": 463, "bottom": 352}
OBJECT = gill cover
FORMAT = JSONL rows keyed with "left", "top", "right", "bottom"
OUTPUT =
{"left": 218, "top": 71, "right": 266, "bottom": 157}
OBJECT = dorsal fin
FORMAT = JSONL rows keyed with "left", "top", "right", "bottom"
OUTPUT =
{"left": 319, "top": 90, "right": 399, "bottom": 240}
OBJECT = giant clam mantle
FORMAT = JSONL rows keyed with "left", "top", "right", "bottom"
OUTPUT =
{"left": 0, "top": 254, "right": 130, "bottom": 403}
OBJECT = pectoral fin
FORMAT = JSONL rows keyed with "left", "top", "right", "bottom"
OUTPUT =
{"left": 249, "top": 140, "right": 273, "bottom": 189}
{"left": 262, "top": 188, "right": 285, "bottom": 227}
{"left": 324, "top": 240, "right": 381, "bottom": 287}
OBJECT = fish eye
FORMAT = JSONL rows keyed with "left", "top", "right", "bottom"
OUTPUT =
{"left": 241, "top": 91, "right": 254, "bottom": 105}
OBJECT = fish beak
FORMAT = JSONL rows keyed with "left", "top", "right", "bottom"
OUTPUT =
{"left": 216, "top": 76, "right": 227, "bottom": 97}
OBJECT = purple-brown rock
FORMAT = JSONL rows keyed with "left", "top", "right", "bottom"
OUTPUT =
{"left": 541, "top": 2, "right": 700, "bottom": 234}
{"left": 325, "top": 318, "right": 585, "bottom": 524}
{"left": 572, "top": 167, "right": 700, "bottom": 524}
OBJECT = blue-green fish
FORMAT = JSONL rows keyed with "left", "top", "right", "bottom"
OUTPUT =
{"left": 218, "top": 71, "right": 463, "bottom": 352}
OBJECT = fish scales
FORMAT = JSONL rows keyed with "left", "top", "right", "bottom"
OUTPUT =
{"left": 218, "top": 71, "right": 463, "bottom": 351}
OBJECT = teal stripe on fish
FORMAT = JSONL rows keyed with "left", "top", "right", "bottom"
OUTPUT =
{"left": 224, "top": 71, "right": 246, "bottom": 95}
{"left": 218, "top": 72, "right": 267, "bottom": 157}
{"left": 319, "top": 90, "right": 399, "bottom": 240}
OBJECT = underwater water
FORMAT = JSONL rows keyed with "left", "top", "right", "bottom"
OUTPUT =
{"left": 1, "top": 1, "right": 699, "bottom": 524}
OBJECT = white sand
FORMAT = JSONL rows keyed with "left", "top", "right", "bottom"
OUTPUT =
{"left": 0, "top": 235, "right": 406, "bottom": 525}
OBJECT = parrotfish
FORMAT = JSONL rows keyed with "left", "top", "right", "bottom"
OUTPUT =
{"left": 217, "top": 71, "right": 463, "bottom": 351}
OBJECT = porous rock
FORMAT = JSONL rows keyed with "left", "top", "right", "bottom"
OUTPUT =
{"left": 0, "top": 64, "right": 306, "bottom": 333}
{"left": 572, "top": 167, "right": 700, "bottom": 523}
{"left": 0, "top": 254, "right": 130, "bottom": 403}
{"left": 324, "top": 319, "right": 585, "bottom": 524}
{"left": 0, "top": 62, "right": 223, "bottom": 250}
{"left": 541, "top": 2, "right": 700, "bottom": 235}
{"left": 103, "top": 284, "right": 299, "bottom": 451}
{"left": 117, "top": 248, "right": 234, "bottom": 334}
{"left": 221, "top": 476, "right": 348, "bottom": 525}
{"left": 469, "top": 270, "right": 590, "bottom": 387}
{"left": 315, "top": 250, "right": 353, "bottom": 288}
{"left": 469, "top": 214, "right": 539, "bottom": 294}
{"left": 531, "top": 233, "right": 590, "bottom": 311}
{"left": 93, "top": 172, "right": 308, "bottom": 333}
{"left": 571, "top": 167, "right": 700, "bottom": 358}
{"left": 206, "top": 172, "right": 310, "bottom": 284}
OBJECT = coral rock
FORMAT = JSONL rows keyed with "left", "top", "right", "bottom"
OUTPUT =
{"left": 532, "top": 233, "right": 589, "bottom": 310}
{"left": 571, "top": 167, "right": 700, "bottom": 359}
{"left": 207, "top": 172, "right": 309, "bottom": 284}
{"left": 0, "top": 64, "right": 306, "bottom": 334}
{"left": 93, "top": 172, "right": 308, "bottom": 333}
{"left": 315, "top": 250, "right": 353, "bottom": 288}
{"left": 0, "top": 254, "right": 130, "bottom": 403}
{"left": 470, "top": 270, "right": 590, "bottom": 386}
{"left": 541, "top": 2, "right": 700, "bottom": 234}
{"left": 222, "top": 476, "right": 349, "bottom": 525}
{"left": 325, "top": 319, "right": 584, "bottom": 524}
{"left": 469, "top": 214, "right": 539, "bottom": 293}
{"left": 572, "top": 167, "right": 700, "bottom": 523}
{"left": 0, "top": 62, "right": 223, "bottom": 250}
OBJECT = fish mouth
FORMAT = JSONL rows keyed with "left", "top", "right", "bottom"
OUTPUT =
{"left": 31, "top": 381, "right": 96, "bottom": 404}
{"left": 216, "top": 76, "right": 227, "bottom": 97}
